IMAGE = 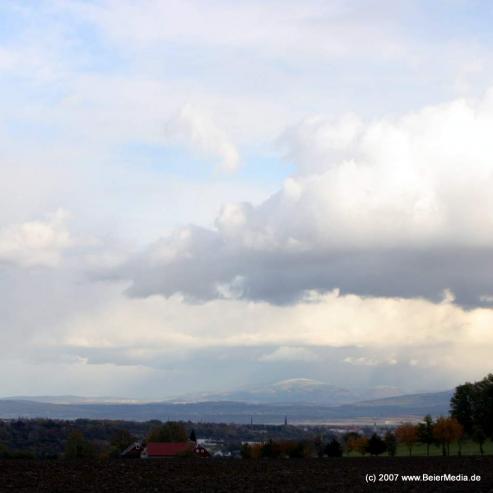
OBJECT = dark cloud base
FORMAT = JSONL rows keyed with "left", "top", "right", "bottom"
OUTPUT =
{"left": 120, "top": 240, "right": 493, "bottom": 307}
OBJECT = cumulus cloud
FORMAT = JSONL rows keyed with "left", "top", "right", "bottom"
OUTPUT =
{"left": 0, "top": 210, "right": 73, "bottom": 268}
{"left": 118, "top": 91, "right": 493, "bottom": 306}
{"left": 164, "top": 104, "right": 240, "bottom": 171}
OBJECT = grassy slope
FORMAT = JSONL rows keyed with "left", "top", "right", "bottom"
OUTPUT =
{"left": 345, "top": 439, "right": 493, "bottom": 457}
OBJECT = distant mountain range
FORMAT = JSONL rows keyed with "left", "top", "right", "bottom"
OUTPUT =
{"left": 175, "top": 378, "right": 403, "bottom": 405}
{"left": 0, "top": 379, "right": 453, "bottom": 424}
{"left": 1, "top": 379, "right": 405, "bottom": 407}
{"left": 2, "top": 395, "right": 148, "bottom": 405}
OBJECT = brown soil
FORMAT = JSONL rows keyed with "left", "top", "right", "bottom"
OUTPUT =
{"left": 1, "top": 457, "right": 492, "bottom": 492}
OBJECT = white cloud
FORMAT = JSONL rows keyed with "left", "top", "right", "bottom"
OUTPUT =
{"left": 164, "top": 104, "right": 240, "bottom": 171}
{"left": 0, "top": 210, "right": 73, "bottom": 268}
{"left": 278, "top": 92, "right": 493, "bottom": 247}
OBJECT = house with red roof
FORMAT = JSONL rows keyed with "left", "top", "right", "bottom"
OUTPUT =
{"left": 142, "top": 441, "right": 210, "bottom": 459}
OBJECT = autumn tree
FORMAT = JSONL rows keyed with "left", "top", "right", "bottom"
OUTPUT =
{"left": 285, "top": 440, "right": 315, "bottom": 458}
{"left": 395, "top": 423, "right": 418, "bottom": 456}
{"left": 417, "top": 415, "right": 435, "bottom": 456}
{"left": 433, "top": 417, "right": 463, "bottom": 456}
{"left": 343, "top": 432, "right": 361, "bottom": 455}
{"left": 354, "top": 436, "right": 370, "bottom": 455}
{"left": 384, "top": 431, "right": 397, "bottom": 457}
{"left": 250, "top": 443, "right": 264, "bottom": 459}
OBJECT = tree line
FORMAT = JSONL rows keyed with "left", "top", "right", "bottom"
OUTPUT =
{"left": 0, "top": 418, "right": 348, "bottom": 459}
{"left": 450, "top": 373, "right": 493, "bottom": 455}
{"left": 330, "top": 372, "right": 493, "bottom": 458}
{"left": 238, "top": 417, "right": 463, "bottom": 459}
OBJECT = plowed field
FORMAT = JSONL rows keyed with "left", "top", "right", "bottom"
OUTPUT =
{"left": 1, "top": 457, "right": 492, "bottom": 492}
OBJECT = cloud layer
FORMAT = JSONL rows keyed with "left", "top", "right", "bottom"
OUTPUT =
{"left": 17, "top": 288, "right": 493, "bottom": 396}
{"left": 119, "top": 93, "right": 493, "bottom": 306}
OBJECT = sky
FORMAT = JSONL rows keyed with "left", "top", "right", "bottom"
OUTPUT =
{"left": 2, "top": 0, "right": 493, "bottom": 399}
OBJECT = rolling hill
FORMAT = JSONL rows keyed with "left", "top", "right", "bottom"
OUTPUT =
{"left": 0, "top": 389, "right": 453, "bottom": 424}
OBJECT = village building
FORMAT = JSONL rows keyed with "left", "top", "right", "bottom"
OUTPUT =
{"left": 120, "top": 441, "right": 145, "bottom": 458}
{"left": 140, "top": 441, "right": 210, "bottom": 459}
